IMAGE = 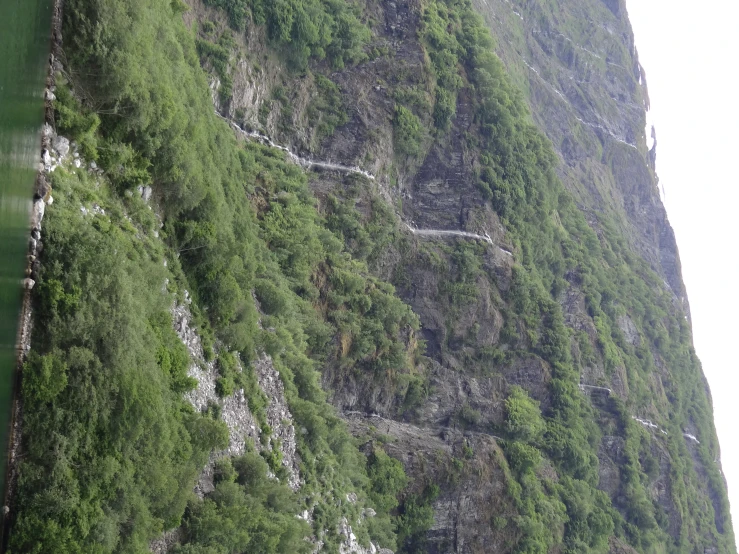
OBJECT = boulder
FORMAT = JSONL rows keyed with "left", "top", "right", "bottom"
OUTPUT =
{"left": 31, "top": 199, "right": 45, "bottom": 230}
{"left": 138, "top": 185, "right": 153, "bottom": 202}
{"left": 52, "top": 135, "right": 70, "bottom": 159}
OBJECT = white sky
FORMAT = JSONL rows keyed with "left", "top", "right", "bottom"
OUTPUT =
{"left": 625, "top": 0, "right": 739, "bottom": 542}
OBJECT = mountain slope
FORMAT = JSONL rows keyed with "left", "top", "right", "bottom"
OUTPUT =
{"left": 9, "top": 0, "right": 734, "bottom": 553}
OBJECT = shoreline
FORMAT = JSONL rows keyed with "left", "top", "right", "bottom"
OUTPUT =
{"left": 0, "top": 0, "right": 64, "bottom": 549}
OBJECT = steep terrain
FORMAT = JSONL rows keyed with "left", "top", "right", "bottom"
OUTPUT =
{"left": 7, "top": 0, "right": 735, "bottom": 553}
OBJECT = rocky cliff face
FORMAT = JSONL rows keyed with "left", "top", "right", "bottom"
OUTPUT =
{"left": 470, "top": 0, "right": 689, "bottom": 312}
{"left": 12, "top": 0, "right": 733, "bottom": 552}
{"left": 192, "top": 0, "right": 734, "bottom": 551}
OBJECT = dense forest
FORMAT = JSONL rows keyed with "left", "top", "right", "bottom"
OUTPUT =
{"left": 8, "top": 0, "right": 735, "bottom": 552}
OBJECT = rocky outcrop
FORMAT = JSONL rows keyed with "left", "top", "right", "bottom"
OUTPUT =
{"left": 338, "top": 517, "right": 393, "bottom": 554}
{"left": 346, "top": 413, "right": 514, "bottom": 554}
{"left": 172, "top": 299, "right": 302, "bottom": 493}
{"left": 252, "top": 355, "right": 302, "bottom": 490}
{"left": 149, "top": 528, "right": 183, "bottom": 554}
{"left": 170, "top": 299, "right": 385, "bottom": 552}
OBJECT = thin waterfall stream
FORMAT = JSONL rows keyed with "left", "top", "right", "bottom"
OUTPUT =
{"left": 215, "top": 112, "right": 376, "bottom": 180}
{"left": 217, "top": 112, "right": 513, "bottom": 251}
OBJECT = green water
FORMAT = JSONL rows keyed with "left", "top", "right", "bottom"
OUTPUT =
{"left": 0, "top": 0, "right": 54, "bottom": 496}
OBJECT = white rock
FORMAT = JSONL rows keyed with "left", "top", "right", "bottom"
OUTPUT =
{"left": 52, "top": 136, "right": 70, "bottom": 158}
{"left": 31, "top": 199, "right": 45, "bottom": 229}
{"left": 138, "top": 185, "right": 152, "bottom": 202}
{"left": 74, "top": 159, "right": 81, "bottom": 168}
{"left": 46, "top": 196, "right": 54, "bottom": 205}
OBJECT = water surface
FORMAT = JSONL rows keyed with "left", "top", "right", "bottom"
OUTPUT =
{"left": 0, "top": 0, "right": 54, "bottom": 495}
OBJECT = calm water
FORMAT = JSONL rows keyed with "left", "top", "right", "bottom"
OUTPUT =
{"left": 0, "top": 0, "right": 54, "bottom": 494}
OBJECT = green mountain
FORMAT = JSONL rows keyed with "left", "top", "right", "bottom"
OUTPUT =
{"left": 8, "top": 0, "right": 734, "bottom": 552}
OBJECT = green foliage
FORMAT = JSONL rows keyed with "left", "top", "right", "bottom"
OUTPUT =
{"left": 207, "top": 0, "right": 370, "bottom": 70}
{"left": 54, "top": 85, "right": 100, "bottom": 160}
{"left": 11, "top": 170, "right": 215, "bottom": 551}
{"left": 307, "top": 74, "right": 349, "bottom": 140}
{"left": 196, "top": 31, "right": 236, "bottom": 103}
{"left": 323, "top": 182, "right": 408, "bottom": 270}
{"left": 180, "top": 468, "right": 311, "bottom": 554}
{"left": 457, "top": 402, "right": 482, "bottom": 427}
{"left": 366, "top": 447, "right": 408, "bottom": 513}
{"left": 215, "top": 351, "right": 239, "bottom": 397}
{"left": 393, "top": 86, "right": 432, "bottom": 118}
{"left": 505, "top": 386, "right": 546, "bottom": 443}
{"left": 16, "top": 0, "right": 734, "bottom": 552}
{"left": 396, "top": 484, "right": 440, "bottom": 554}
{"left": 178, "top": 469, "right": 312, "bottom": 553}
{"left": 22, "top": 351, "right": 68, "bottom": 404}
{"left": 393, "top": 104, "right": 423, "bottom": 157}
{"left": 504, "top": 441, "right": 542, "bottom": 475}
{"left": 558, "top": 477, "right": 616, "bottom": 553}
{"left": 13, "top": 0, "right": 416, "bottom": 550}
{"left": 362, "top": 446, "right": 411, "bottom": 551}
{"left": 202, "top": 0, "right": 248, "bottom": 31}
{"left": 420, "top": 2, "right": 464, "bottom": 130}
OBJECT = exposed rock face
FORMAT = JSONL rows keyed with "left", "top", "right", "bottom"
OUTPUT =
{"left": 166, "top": 0, "right": 732, "bottom": 551}
{"left": 149, "top": 528, "right": 183, "bottom": 554}
{"left": 172, "top": 300, "right": 302, "bottom": 493}
{"left": 24, "top": 0, "right": 732, "bottom": 550}
{"left": 346, "top": 414, "right": 514, "bottom": 554}
{"left": 470, "top": 0, "right": 689, "bottom": 312}
{"left": 252, "top": 355, "right": 302, "bottom": 491}
{"left": 339, "top": 517, "right": 393, "bottom": 554}
{"left": 167, "top": 293, "right": 385, "bottom": 552}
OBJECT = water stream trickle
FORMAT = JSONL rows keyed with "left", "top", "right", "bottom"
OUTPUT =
{"left": 405, "top": 224, "right": 494, "bottom": 245}
{"left": 217, "top": 112, "right": 512, "bottom": 250}
{"left": 216, "top": 112, "right": 376, "bottom": 180}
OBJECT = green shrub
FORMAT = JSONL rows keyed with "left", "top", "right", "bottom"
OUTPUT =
{"left": 505, "top": 386, "right": 546, "bottom": 444}
{"left": 505, "top": 441, "right": 542, "bottom": 475}
{"left": 367, "top": 447, "right": 408, "bottom": 513}
{"left": 393, "top": 104, "right": 423, "bottom": 157}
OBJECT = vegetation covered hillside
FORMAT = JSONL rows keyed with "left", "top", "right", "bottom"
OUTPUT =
{"left": 9, "top": 0, "right": 734, "bottom": 553}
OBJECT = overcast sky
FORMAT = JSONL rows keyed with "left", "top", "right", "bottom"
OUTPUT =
{"left": 625, "top": 0, "right": 739, "bottom": 540}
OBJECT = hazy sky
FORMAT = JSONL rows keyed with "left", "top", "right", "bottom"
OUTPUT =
{"left": 625, "top": 0, "right": 739, "bottom": 540}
